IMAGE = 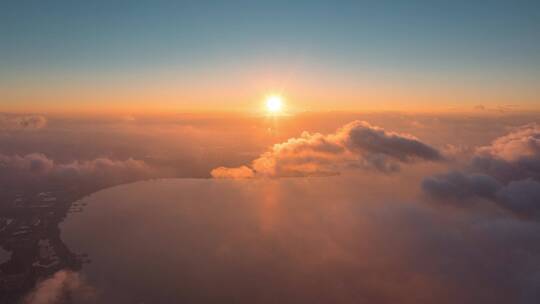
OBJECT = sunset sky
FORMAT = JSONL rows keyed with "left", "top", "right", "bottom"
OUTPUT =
{"left": 2, "top": 2, "right": 540, "bottom": 303}
{"left": 1, "top": 0, "right": 539, "bottom": 113}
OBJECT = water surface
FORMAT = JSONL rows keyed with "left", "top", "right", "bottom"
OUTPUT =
{"left": 60, "top": 177, "right": 540, "bottom": 304}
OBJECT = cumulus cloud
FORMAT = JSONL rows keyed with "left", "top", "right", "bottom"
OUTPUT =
{"left": 477, "top": 124, "right": 540, "bottom": 161}
{"left": 23, "top": 270, "right": 95, "bottom": 304}
{"left": 423, "top": 124, "right": 540, "bottom": 219}
{"left": 472, "top": 124, "right": 540, "bottom": 182}
{"left": 212, "top": 120, "right": 443, "bottom": 178}
{"left": 0, "top": 114, "right": 47, "bottom": 131}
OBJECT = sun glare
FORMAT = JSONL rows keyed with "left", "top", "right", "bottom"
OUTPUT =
{"left": 265, "top": 95, "right": 283, "bottom": 114}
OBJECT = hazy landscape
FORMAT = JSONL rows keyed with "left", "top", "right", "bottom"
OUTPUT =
{"left": 1, "top": 1, "right": 539, "bottom": 303}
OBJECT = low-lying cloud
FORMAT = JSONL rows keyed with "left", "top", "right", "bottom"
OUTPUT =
{"left": 423, "top": 171, "right": 502, "bottom": 202}
{"left": 212, "top": 120, "right": 443, "bottom": 178}
{"left": 423, "top": 124, "right": 540, "bottom": 219}
{"left": 23, "top": 270, "right": 95, "bottom": 304}
{"left": 0, "top": 114, "right": 47, "bottom": 131}
{"left": 0, "top": 153, "right": 153, "bottom": 188}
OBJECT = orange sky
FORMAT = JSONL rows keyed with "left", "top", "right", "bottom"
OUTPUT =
{"left": 3, "top": 73, "right": 539, "bottom": 115}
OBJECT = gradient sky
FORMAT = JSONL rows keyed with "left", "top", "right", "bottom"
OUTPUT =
{"left": 1, "top": 0, "right": 539, "bottom": 113}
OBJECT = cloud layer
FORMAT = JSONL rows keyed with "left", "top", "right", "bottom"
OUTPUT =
{"left": 0, "top": 153, "right": 153, "bottom": 188}
{"left": 423, "top": 124, "right": 540, "bottom": 219}
{"left": 0, "top": 114, "right": 47, "bottom": 131}
{"left": 212, "top": 120, "right": 442, "bottom": 178}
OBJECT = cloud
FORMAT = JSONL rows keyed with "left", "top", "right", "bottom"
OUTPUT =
{"left": 0, "top": 114, "right": 47, "bottom": 131}
{"left": 472, "top": 124, "right": 540, "bottom": 182}
{"left": 422, "top": 171, "right": 502, "bottom": 202}
{"left": 211, "top": 165, "right": 254, "bottom": 179}
{"left": 343, "top": 121, "right": 442, "bottom": 161}
{"left": 55, "top": 157, "right": 151, "bottom": 180}
{"left": 423, "top": 124, "right": 540, "bottom": 219}
{"left": 0, "top": 153, "right": 153, "bottom": 187}
{"left": 424, "top": 174, "right": 540, "bottom": 219}
{"left": 474, "top": 104, "right": 486, "bottom": 110}
{"left": 478, "top": 125, "right": 540, "bottom": 162}
{"left": 23, "top": 270, "right": 95, "bottom": 304}
{"left": 212, "top": 120, "right": 443, "bottom": 178}
{"left": 0, "top": 153, "right": 54, "bottom": 174}
{"left": 497, "top": 179, "right": 540, "bottom": 218}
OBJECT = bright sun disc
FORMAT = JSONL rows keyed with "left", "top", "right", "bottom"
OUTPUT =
{"left": 266, "top": 95, "right": 283, "bottom": 113}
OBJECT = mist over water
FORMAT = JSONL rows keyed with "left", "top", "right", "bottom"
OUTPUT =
{"left": 2, "top": 112, "right": 540, "bottom": 303}
{"left": 59, "top": 177, "right": 540, "bottom": 304}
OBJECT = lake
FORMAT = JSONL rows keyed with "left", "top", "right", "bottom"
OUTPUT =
{"left": 60, "top": 177, "right": 540, "bottom": 304}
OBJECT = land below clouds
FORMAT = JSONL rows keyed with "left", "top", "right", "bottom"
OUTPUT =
{"left": 1, "top": 110, "right": 540, "bottom": 303}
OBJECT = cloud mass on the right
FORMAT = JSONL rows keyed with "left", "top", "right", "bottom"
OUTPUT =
{"left": 423, "top": 124, "right": 540, "bottom": 219}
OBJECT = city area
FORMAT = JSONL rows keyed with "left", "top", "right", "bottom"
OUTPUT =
{"left": 0, "top": 181, "right": 100, "bottom": 303}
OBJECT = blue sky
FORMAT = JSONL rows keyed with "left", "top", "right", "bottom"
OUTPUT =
{"left": 1, "top": 0, "right": 539, "bottom": 111}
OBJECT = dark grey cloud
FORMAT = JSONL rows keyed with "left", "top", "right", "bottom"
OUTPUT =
{"left": 423, "top": 124, "right": 540, "bottom": 219}
{"left": 422, "top": 171, "right": 501, "bottom": 201}
{"left": 497, "top": 179, "right": 540, "bottom": 217}
{"left": 344, "top": 121, "right": 442, "bottom": 161}
{"left": 212, "top": 120, "right": 443, "bottom": 178}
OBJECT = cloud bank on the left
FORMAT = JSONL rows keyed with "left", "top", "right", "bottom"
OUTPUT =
{"left": 0, "top": 114, "right": 47, "bottom": 131}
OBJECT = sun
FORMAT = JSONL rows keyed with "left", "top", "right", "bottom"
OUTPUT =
{"left": 265, "top": 95, "right": 283, "bottom": 113}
